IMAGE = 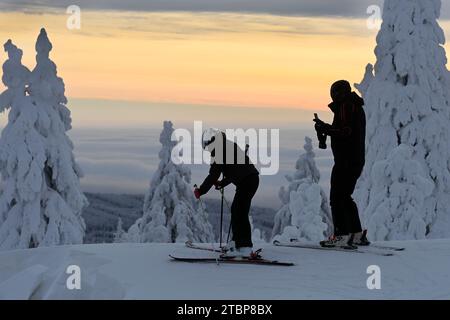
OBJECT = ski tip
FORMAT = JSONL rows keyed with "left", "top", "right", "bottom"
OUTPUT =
{"left": 169, "top": 255, "right": 178, "bottom": 262}
{"left": 169, "top": 255, "right": 206, "bottom": 263}
{"left": 374, "top": 252, "right": 395, "bottom": 257}
{"left": 169, "top": 254, "right": 194, "bottom": 261}
{"left": 278, "top": 262, "right": 295, "bottom": 267}
{"left": 371, "top": 244, "right": 406, "bottom": 251}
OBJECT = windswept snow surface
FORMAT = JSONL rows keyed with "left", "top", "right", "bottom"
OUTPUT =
{"left": 0, "top": 240, "right": 449, "bottom": 299}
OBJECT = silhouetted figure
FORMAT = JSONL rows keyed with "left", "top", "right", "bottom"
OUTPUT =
{"left": 194, "top": 129, "right": 259, "bottom": 257}
{"left": 314, "top": 80, "right": 369, "bottom": 248}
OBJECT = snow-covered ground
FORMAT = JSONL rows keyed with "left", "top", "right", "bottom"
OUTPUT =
{"left": 0, "top": 239, "right": 449, "bottom": 299}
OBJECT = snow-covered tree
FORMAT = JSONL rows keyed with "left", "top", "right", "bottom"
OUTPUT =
{"left": 355, "top": 0, "right": 450, "bottom": 239}
{"left": 191, "top": 202, "right": 216, "bottom": 243}
{"left": 113, "top": 218, "right": 126, "bottom": 243}
{"left": 0, "top": 29, "right": 87, "bottom": 250}
{"left": 271, "top": 137, "right": 332, "bottom": 243}
{"left": 250, "top": 216, "right": 266, "bottom": 244}
{"left": 0, "top": 40, "right": 29, "bottom": 113}
{"left": 364, "top": 145, "right": 434, "bottom": 240}
{"left": 126, "top": 121, "right": 214, "bottom": 243}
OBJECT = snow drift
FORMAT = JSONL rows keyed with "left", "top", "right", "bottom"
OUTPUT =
{"left": 0, "top": 240, "right": 449, "bottom": 299}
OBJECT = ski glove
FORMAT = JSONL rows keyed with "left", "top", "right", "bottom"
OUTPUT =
{"left": 215, "top": 180, "right": 228, "bottom": 190}
{"left": 215, "top": 178, "right": 232, "bottom": 190}
{"left": 214, "top": 180, "right": 224, "bottom": 190}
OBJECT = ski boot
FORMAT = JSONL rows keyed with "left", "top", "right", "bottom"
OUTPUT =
{"left": 320, "top": 234, "right": 356, "bottom": 249}
{"left": 220, "top": 241, "right": 243, "bottom": 258}
{"left": 352, "top": 230, "right": 371, "bottom": 246}
{"left": 219, "top": 240, "right": 234, "bottom": 253}
{"left": 221, "top": 247, "right": 261, "bottom": 259}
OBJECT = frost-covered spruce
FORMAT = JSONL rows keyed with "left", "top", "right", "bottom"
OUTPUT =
{"left": 250, "top": 216, "right": 266, "bottom": 245}
{"left": 271, "top": 137, "right": 332, "bottom": 243}
{"left": 365, "top": 145, "right": 434, "bottom": 240}
{"left": 113, "top": 218, "right": 126, "bottom": 243}
{"left": 191, "top": 201, "right": 215, "bottom": 243}
{"left": 355, "top": 0, "right": 450, "bottom": 239}
{"left": 127, "top": 121, "right": 214, "bottom": 243}
{"left": 0, "top": 30, "right": 87, "bottom": 250}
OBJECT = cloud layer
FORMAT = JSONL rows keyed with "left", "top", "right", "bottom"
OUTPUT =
{"left": 0, "top": 0, "right": 384, "bottom": 17}
{"left": 69, "top": 124, "right": 333, "bottom": 209}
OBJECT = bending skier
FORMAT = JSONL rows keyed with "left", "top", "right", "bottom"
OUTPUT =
{"left": 313, "top": 80, "right": 370, "bottom": 248}
{"left": 194, "top": 129, "right": 259, "bottom": 258}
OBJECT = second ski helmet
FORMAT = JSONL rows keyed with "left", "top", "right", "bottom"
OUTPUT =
{"left": 330, "top": 80, "right": 351, "bottom": 103}
{"left": 201, "top": 128, "right": 223, "bottom": 150}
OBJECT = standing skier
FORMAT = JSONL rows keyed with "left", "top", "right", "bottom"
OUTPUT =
{"left": 194, "top": 129, "right": 259, "bottom": 257}
{"left": 313, "top": 80, "right": 370, "bottom": 248}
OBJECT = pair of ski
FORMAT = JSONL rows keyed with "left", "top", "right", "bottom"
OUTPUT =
{"left": 170, "top": 239, "right": 405, "bottom": 266}
{"left": 185, "top": 239, "right": 406, "bottom": 255}
{"left": 273, "top": 240, "right": 405, "bottom": 257}
{"left": 170, "top": 241, "right": 295, "bottom": 266}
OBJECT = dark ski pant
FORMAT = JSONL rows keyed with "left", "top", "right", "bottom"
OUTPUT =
{"left": 231, "top": 174, "right": 259, "bottom": 248}
{"left": 330, "top": 163, "right": 363, "bottom": 236}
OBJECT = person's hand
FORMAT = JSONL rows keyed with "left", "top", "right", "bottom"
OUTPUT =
{"left": 313, "top": 118, "right": 326, "bottom": 132}
{"left": 214, "top": 180, "right": 224, "bottom": 190}
{"left": 314, "top": 122, "right": 324, "bottom": 132}
{"left": 313, "top": 118, "right": 325, "bottom": 126}
{"left": 194, "top": 188, "right": 201, "bottom": 199}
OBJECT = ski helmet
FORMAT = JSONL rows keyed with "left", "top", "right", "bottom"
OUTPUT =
{"left": 201, "top": 128, "right": 223, "bottom": 150}
{"left": 330, "top": 80, "right": 351, "bottom": 103}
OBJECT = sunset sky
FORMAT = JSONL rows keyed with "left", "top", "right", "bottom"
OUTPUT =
{"left": 0, "top": 11, "right": 372, "bottom": 109}
{"left": 2, "top": 0, "right": 449, "bottom": 112}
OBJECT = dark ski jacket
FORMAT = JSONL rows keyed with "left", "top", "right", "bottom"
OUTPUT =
{"left": 321, "top": 92, "right": 366, "bottom": 167}
{"left": 199, "top": 139, "right": 259, "bottom": 195}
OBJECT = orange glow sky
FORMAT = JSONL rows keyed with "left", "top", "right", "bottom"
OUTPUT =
{"left": 1, "top": 10, "right": 450, "bottom": 111}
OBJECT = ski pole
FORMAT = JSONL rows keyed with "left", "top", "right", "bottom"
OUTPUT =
{"left": 226, "top": 217, "right": 232, "bottom": 245}
{"left": 220, "top": 187, "right": 224, "bottom": 249}
{"left": 222, "top": 193, "right": 232, "bottom": 244}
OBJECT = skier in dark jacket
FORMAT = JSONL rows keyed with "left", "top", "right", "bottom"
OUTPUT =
{"left": 313, "top": 80, "right": 370, "bottom": 248}
{"left": 194, "top": 129, "right": 259, "bottom": 257}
